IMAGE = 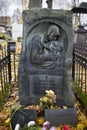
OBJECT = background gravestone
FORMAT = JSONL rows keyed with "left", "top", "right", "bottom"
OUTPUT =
{"left": 29, "top": 0, "right": 42, "bottom": 8}
{"left": 18, "top": 9, "right": 74, "bottom": 107}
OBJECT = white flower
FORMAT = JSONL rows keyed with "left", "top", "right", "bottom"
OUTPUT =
{"left": 46, "top": 90, "right": 55, "bottom": 97}
{"left": 28, "top": 121, "right": 35, "bottom": 127}
{"left": 14, "top": 124, "right": 20, "bottom": 130}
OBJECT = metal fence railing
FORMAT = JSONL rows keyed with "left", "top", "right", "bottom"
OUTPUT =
{"left": 0, "top": 55, "right": 10, "bottom": 93}
{"left": 72, "top": 43, "right": 87, "bottom": 96}
{"left": 0, "top": 42, "right": 21, "bottom": 110}
{"left": 10, "top": 53, "right": 20, "bottom": 82}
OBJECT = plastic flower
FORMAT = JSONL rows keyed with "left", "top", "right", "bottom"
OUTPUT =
{"left": 43, "top": 121, "right": 51, "bottom": 128}
{"left": 49, "top": 126, "right": 57, "bottom": 130}
{"left": 38, "top": 117, "right": 44, "bottom": 125}
{"left": 57, "top": 127, "right": 61, "bottom": 130}
{"left": 27, "top": 121, "right": 35, "bottom": 127}
{"left": 14, "top": 124, "right": 20, "bottom": 130}
{"left": 77, "top": 123, "right": 85, "bottom": 130}
{"left": 46, "top": 90, "right": 54, "bottom": 95}
{"left": 46, "top": 90, "right": 56, "bottom": 103}
{"left": 63, "top": 125, "right": 70, "bottom": 130}
{"left": 42, "top": 127, "right": 47, "bottom": 130}
{"left": 39, "top": 90, "right": 56, "bottom": 110}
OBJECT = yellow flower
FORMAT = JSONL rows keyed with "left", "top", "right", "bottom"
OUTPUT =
{"left": 43, "top": 97, "right": 48, "bottom": 102}
{"left": 79, "top": 113, "right": 87, "bottom": 126}
{"left": 77, "top": 123, "right": 85, "bottom": 130}
{"left": 38, "top": 117, "right": 44, "bottom": 125}
{"left": 57, "top": 127, "right": 61, "bottom": 130}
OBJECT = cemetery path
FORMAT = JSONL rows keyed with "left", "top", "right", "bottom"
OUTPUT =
{"left": 0, "top": 83, "right": 87, "bottom": 130}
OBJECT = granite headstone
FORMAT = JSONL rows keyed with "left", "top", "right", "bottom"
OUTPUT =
{"left": 11, "top": 108, "right": 37, "bottom": 129}
{"left": 45, "top": 108, "right": 78, "bottom": 126}
{"left": 18, "top": 9, "right": 74, "bottom": 107}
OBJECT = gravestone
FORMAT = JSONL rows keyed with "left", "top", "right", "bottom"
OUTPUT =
{"left": 45, "top": 108, "right": 78, "bottom": 126}
{"left": 11, "top": 108, "right": 37, "bottom": 129}
{"left": 29, "top": 0, "right": 42, "bottom": 8}
{"left": 18, "top": 9, "right": 74, "bottom": 107}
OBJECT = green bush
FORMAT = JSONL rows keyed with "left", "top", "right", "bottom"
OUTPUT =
{"left": 0, "top": 84, "right": 12, "bottom": 111}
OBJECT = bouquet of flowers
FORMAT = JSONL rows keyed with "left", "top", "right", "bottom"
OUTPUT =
{"left": 39, "top": 90, "right": 56, "bottom": 111}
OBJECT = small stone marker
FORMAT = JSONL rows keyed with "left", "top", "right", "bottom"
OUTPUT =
{"left": 45, "top": 108, "right": 78, "bottom": 126}
{"left": 11, "top": 108, "right": 37, "bottom": 130}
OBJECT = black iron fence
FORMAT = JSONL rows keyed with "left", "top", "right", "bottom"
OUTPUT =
{"left": 0, "top": 42, "right": 20, "bottom": 110}
{"left": 0, "top": 45, "right": 10, "bottom": 109}
{"left": 73, "top": 43, "right": 87, "bottom": 96}
{"left": 0, "top": 52, "right": 10, "bottom": 94}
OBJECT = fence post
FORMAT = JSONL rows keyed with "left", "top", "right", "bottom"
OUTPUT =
{"left": 7, "top": 44, "right": 11, "bottom": 82}
{"left": 72, "top": 47, "right": 75, "bottom": 80}
{"left": 7, "top": 41, "right": 16, "bottom": 82}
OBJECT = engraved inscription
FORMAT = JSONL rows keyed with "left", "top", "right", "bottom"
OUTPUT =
{"left": 29, "top": 74, "right": 63, "bottom": 96}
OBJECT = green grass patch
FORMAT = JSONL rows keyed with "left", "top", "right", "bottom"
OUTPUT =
{"left": 74, "top": 84, "right": 87, "bottom": 107}
{"left": 0, "top": 83, "right": 12, "bottom": 111}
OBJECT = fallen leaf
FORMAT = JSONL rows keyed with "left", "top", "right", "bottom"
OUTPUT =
{"left": 5, "top": 118, "right": 10, "bottom": 124}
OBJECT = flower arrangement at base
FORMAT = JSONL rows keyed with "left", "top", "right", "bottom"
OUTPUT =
{"left": 39, "top": 90, "right": 56, "bottom": 112}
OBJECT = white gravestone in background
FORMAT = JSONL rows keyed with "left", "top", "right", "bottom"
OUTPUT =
{"left": 12, "top": 23, "right": 23, "bottom": 41}
{"left": 52, "top": 0, "right": 74, "bottom": 10}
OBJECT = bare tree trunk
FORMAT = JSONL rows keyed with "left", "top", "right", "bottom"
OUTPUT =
{"left": 29, "top": 0, "right": 42, "bottom": 8}
{"left": 46, "top": 0, "right": 52, "bottom": 8}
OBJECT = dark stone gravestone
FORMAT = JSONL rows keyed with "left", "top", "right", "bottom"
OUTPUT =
{"left": 7, "top": 41, "right": 16, "bottom": 53}
{"left": 11, "top": 108, "right": 37, "bottom": 129}
{"left": 45, "top": 108, "right": 78, "bottom": 126}
{"left": 29, "top": 0, "right": 42, "bottom": 9}
{"left": 18, "top": 9, "right": 74, "bottom": 107}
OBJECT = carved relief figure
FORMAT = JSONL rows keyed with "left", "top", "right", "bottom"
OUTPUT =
{"left": 29, "top": 24, "right": 65, "bottom": 69}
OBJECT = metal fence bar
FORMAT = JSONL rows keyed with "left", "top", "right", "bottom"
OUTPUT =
{"left": 0, "top": 45, "right": 12, "bottom": 109}
{"left": 0, "top": 42, "right": 21, "bottom": 109}
{"left": 73, "top": 43, "right": 87, "bottom": 95}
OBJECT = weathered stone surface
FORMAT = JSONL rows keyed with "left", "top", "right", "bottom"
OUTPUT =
{"left": 45, "top": 108, "right": 78, "bottom": 126}
{"left": 11, "top": 108, "right": 37, "bottom": 129}
{"left": 29, "top": 0, "right": 42, "bottom": 8}
{"left": 18, "top": 8, "right": 74, "bottom": 107}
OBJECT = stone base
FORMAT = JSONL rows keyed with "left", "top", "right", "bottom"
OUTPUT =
{"left": 11, "top": 108, "right": 37, "bottom": 130}
{"left": 45, "top": 108, "right": 78, "bottom": 126}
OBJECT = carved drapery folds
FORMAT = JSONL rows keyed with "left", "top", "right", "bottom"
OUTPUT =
{"left": 18, "top": 9, "right": 74, "bottom": 107}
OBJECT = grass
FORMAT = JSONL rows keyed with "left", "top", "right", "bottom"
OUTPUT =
{"left": 74, "top": 83, "right": 87, "bottom": 107}
{"left": 0, "top": 83, "right": 12, "bottom": 111}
